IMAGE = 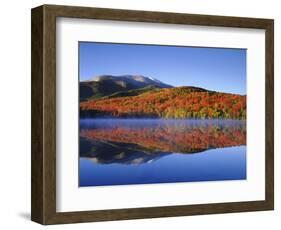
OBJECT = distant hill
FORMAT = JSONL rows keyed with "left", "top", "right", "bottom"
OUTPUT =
{"left": 80, "top": 86, "right": 247, "bottom": 120}
{"left": 103, "top": 85, "right": 161, "bottom": 99}
{"left": 80, "top": 75, "right": 172, "bottom": 101}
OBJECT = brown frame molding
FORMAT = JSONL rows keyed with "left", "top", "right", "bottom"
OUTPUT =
{"left": 31, "top": 4, "right": 274, "bottom": 225}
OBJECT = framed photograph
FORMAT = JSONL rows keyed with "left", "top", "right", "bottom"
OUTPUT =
{"left": 31, "top": 4, "right": 274, "bottom": 225}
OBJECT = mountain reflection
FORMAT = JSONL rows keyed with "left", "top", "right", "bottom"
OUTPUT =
{"left": 80, "top": 119, "right": 246, "bottom": 165}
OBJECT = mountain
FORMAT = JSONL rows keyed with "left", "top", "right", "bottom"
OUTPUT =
{"left": 80, "top": 86, "right": 247, "bottom": 120}
{"left": 80, "top": 75, "right": 173, "bottom": 101}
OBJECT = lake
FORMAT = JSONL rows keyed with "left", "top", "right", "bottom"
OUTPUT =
{"left": 79, "top": 119, "right": 246, "bottom": 187}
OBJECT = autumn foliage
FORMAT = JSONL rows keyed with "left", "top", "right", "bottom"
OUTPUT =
{"left": 80, "top": 87, "right": 246, "bottom": 120}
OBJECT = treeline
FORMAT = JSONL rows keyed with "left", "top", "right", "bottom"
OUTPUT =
{"left": 80, "top": 87, "right": 246, "bottom": 120}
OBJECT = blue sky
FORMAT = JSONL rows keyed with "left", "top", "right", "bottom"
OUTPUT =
{"left": 79, "top": 42, "right": 246, "bottom": 95}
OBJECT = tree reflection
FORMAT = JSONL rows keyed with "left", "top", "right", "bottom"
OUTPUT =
{"left": 80, "top": 120, "right": 246, "bottom": 165}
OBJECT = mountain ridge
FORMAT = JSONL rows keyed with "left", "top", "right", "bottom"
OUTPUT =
{"left": 80, "top": 75, "right": 173, "bottom": 101}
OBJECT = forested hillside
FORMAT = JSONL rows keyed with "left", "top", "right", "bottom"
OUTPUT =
{"left": 80, "top": 86, "right": 246, "bottom": 119}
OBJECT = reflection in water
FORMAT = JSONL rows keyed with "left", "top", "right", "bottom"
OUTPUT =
{"left": 79, "top": 119, "right": 246, "bottom": 186}
{"left": 80, "top": 119, "right": 246, "bottom": 164}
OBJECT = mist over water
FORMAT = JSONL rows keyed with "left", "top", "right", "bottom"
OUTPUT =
{"left": 79, "top": 119, "right": 246, "bottom": 186}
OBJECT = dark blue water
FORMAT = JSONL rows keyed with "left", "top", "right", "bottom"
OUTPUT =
{"left": 79, "top": 119, "right": 246, "bottom": 187}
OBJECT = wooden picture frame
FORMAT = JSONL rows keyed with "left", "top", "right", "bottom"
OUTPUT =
{"left": 31, "top": 4, "right": 274, "bottom": 225}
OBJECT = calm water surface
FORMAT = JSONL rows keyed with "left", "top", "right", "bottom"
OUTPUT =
{"left": 79, "top": 119, "right": 246, "bottom": 186}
